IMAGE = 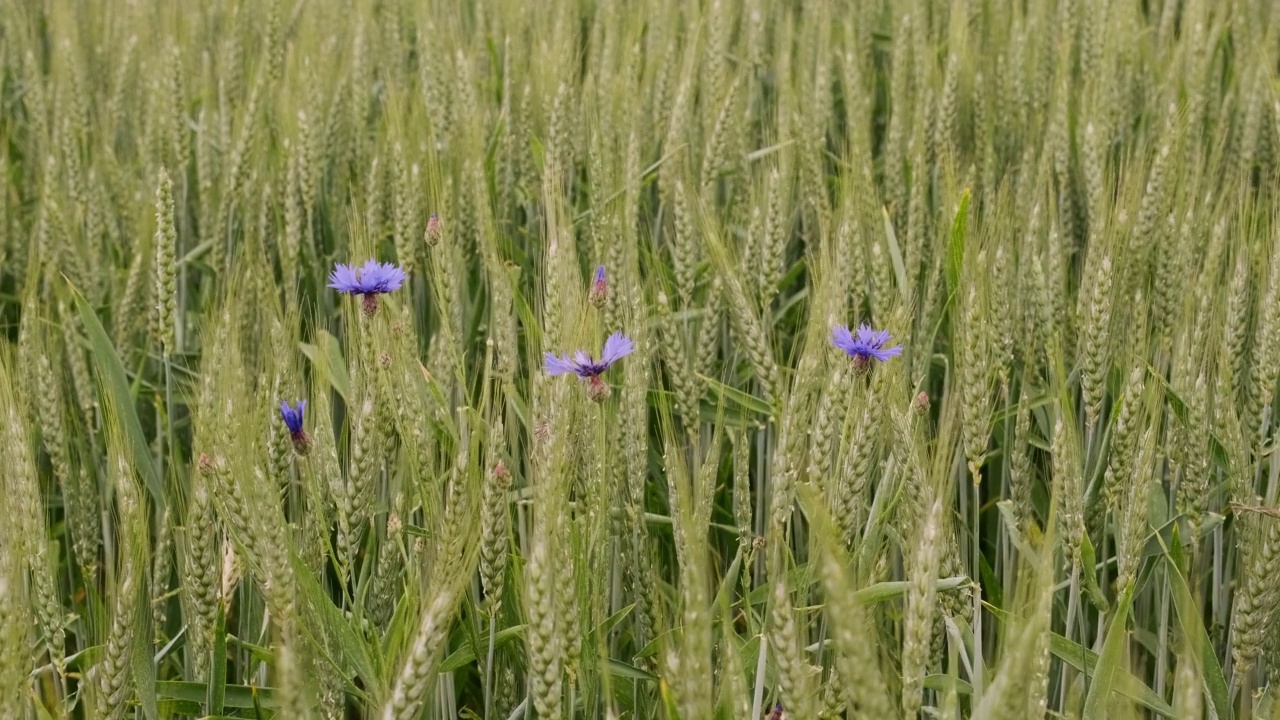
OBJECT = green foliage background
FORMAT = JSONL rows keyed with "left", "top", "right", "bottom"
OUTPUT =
{"left": 0, "top": 0, "right": 1277, "bottom": 717}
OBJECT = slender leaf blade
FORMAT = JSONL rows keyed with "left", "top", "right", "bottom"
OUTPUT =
{"left": 1083, "top": 582, "right": 1134, "bottom": 717}
{"left": 73, "top": 289, "right": 165, "bottom": 510}
{"left": 1164, "top": 530, "right": 1233, "bottom": 720}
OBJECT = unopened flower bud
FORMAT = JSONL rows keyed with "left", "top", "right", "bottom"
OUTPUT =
{"left": 494, "top": 460, "right": 512, "bottom": 488}
{"left": 913, "top": 391, "right": 930, "bottom": 416}
{"left": 588, "top": 265, "right": 608, "bottom": 309}
{"left": 425, "top": 213, "right": 442, "bottom": 246}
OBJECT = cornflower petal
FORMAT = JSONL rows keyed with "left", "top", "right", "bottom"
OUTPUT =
{"left": 600, "top": 333, "right": 634, "bottom": 366}
{"left": 831, "top": 326, "right": 858, "bottom": 354}
{"left": 327, "top": 263, "right": 361, "bottom": 294}
{"left": 545, "top": 333, "right": 635, "bottom": 380}
{"left": 544, "top": 352, "right": 578, "bottom": 377}
{"left": 279, "top": 400, "right": 306, "bottom": 433}
{"left": 328, "top": 260, "right": 408, "bottom": 295}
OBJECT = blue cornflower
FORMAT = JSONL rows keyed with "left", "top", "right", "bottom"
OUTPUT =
{"left": 588, "top": 265, "right": 608, "bottom": 309}
{"left": 279, "top": 400, "right": 311, "bottom": 455}
{"left": 328, "top": 259, "right": 408, "bottom": 317}
{"left": 544, "top": 332, "right": 635, "bottom": 402}
{"left": 832, "top": 323, "right": 903, "bottom": 375}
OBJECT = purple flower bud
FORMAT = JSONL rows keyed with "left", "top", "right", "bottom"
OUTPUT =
{"left": 588, "top": 265, "right": 608, "bottom": 309}
{"left": 279, "top": 400, "right": 311, "bottom": 456}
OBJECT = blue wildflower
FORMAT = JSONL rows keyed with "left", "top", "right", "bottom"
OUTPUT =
{"left": 832, "top": 323, "right": 903, "bottom": 375}
{"left": 279, "top": 400, "right": 311, "bottom": 455}
{"left": 327, "top": 259, "right": 408, "bottom": 316}
{"left": 544, "top": 332, "right": 635, "bottom": 402}
{"left": 588, "top": 265, "right": 608, "bottom": 308}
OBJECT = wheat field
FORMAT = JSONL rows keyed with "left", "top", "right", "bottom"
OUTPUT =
{"left": 0, "top": 0, "right": 1278, "bottom": 717}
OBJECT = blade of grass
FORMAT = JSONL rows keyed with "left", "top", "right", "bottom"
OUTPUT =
{"left": 1163, "top": 528, "right": 1233, "bottom": 720}
{"left": 882, "top": 206, "right": 909, "bottom": 302}
{"left": 206, "top": 599, "right": 227, "bottom": 715}
{"left": 1082, "top": 581, "right": 1134, "bottom": 718}
{"left": 72, "top": 287, "right": 165, "bottom": 510}
{"left": 160, "top": 680, "right": 276, "bottom": 709}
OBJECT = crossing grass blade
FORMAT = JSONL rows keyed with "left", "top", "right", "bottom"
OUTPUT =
{"left": 1083, "top": 582, "right": 1135, "bottom": 719}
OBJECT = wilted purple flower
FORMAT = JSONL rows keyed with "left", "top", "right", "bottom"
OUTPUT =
{"left": 279, "top": 400, "right": 311, "bottom": 455}
{"left": 544, "top": 332, "right": 634, "bottom": 402}
{"left": 832, "top": 323, "right": 903, "bottom": 375}
{"left": 588, "top": 265, "right": 608, "bottom": 308}
{"left": 767, "top": 703, "right": 785, "bottom": 720}
{"left": 327, "top": 259, "right": 408, "bottom": 317}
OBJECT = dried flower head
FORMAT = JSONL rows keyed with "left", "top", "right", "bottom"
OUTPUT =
{"left": 831, "top": 324, "right": 903, "bottom": 375}
{"left": 544, "top": 332, "right": 635, "bottom": 402}
{"left": 327, "top": 259, "right": 408, "bottom": 317}
{"left": 279, "top": 400, "right": 311, "bottom": 455}
{"left": 588, "top": 265, "right": 608, "bottom": 309}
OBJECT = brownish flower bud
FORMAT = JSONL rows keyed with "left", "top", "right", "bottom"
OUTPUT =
{"left": 587, "top": 375, "right": 612, "bottom": 403}
{"left": 425, "top": 213, "right": 442, "bottom": 247}
{"left": 913, "top": 391, "right": 930, "bottom": 416}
